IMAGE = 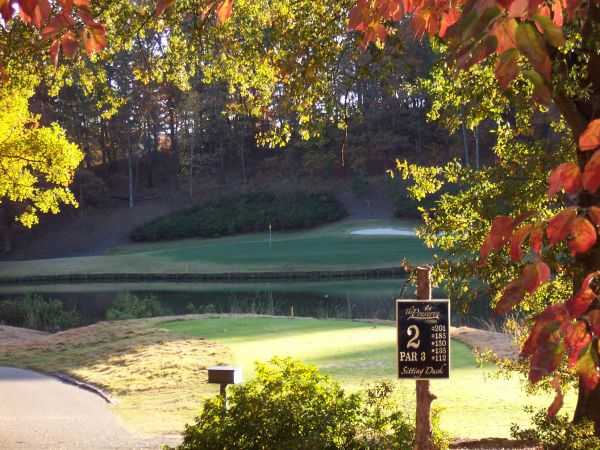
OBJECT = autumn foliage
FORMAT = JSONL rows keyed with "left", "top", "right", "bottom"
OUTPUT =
{"left": 0, "top": 0, "right": 234, "bottom": 69}
{"left": 1, "top": 0, "right": 107, "bottom": 64}
{"left": 349, "top": 0, "right": 600, "bottom": 419}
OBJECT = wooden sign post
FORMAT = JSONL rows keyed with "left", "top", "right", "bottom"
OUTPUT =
{"left": 395, "top": 266, "right": 450, "bottom": 450}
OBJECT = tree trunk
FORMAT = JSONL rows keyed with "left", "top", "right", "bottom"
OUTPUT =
{"left": 239, "top": 125, "right": 247, "bottom": 185}
{"left": 553, "top": 76, "right": 600, "bottom": 431}
{"left": 574, "top": 381, "right": 600, "bottom": 433}
{"left": 1, "top": 226, "right": 12, "bottom": 254}
{"left": 128, "top": 139, "right": 135, "bottom": 209}
{"left": 461, "top": 123, "right": 470, "bottom": 167}
{"left": 189, "top": 144, "right": 194, "bottom": 200}
{"left": 473, "top": 126, "right": 480, "bottom": 169}
{"left": 169, "top": 107, "right": 179, "bottom": 173}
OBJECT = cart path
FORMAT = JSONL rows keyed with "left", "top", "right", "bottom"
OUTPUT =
{"left": 0, "top": 367, "right": 179, "bottom": 450}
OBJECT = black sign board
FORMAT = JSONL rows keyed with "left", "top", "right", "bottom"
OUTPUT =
{"left": 396, "top": 299, "right": 450, "bottom": 379}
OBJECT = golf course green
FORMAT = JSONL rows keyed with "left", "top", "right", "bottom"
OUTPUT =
{"left": 0, "top": 219, "right": 431, "bottom": 278}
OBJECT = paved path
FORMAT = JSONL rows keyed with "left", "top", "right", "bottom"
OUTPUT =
{"left": 0, "top": 367, "right": 178, "bottom": 450}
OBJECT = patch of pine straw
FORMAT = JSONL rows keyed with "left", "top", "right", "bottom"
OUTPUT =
{"left": 0, "top": 315, "right": 231, "bottom": 435}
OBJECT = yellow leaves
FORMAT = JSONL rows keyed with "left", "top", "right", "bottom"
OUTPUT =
{"left": 0, "top": 85, "right": 82, "bottom": 227}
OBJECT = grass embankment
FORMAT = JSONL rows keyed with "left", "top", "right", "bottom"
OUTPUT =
{"left": 164, "top": 317, "right": 576, "bottom": 439}
{"left": 0, "top": 315, "right": 575, "bottom": 439}
{"left": 0, "top": 219, "right": 430, "bottom": 279}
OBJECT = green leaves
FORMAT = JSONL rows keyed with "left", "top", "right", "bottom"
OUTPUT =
{"left": 516, "top": 22, "right": 552, "bottom": 81}
{"left": 576, "top": 343, "right": 600, "bottom": 391}
{"left": 0, "top": 84, "right": 82, "bottom": 227}
{"left": 533, "top": 14, "right": 565, "bottom": 48}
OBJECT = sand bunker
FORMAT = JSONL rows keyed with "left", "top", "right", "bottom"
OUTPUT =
{"left": 350, "top": 227, "right": 416, "bottom": 236}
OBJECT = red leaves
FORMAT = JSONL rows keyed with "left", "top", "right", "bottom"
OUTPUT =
{"left": 509, "top": 223, "right": 544, "bottom": 261}
{"left": 522, "top": 304, "right": 567, "bottom": 384}
{"left": 568, "top": 217, "right": 597, "bottom": 255}
{"left": 567, "top": 272, "right": 599, "bottom": 316}
{"left": 522, "top": 304, "right": 568, "bottom": 356}
{"left": 563, "top": 320, "right": 591, "bottom": 367}
{"left": 3, "top": 0, "right": 107, "bottom": 62}
{"left": 216, "top": 0, "right": 233, "bottom": 24}
{"left": 547, "top": 162, "right": 582, "bottom": 197}
{"left": 530, "top": 226, "right": 544, "bottom": 254}
{"left": 492, "top": 18, "right": 518, "bottom": 53}
{"left": 155, "top": 0, "right": 175, "bottom": 17}
{"left": 579, "top": 119, "right": 600, "bottom": 152}
{"left": 496, "top": 261, "right": 551, "bottom": 314}
{"left": 480, "top": 215, "right": 516, "bottom": 262}
{"left": 546, "top": 209, "right": 596, "bottom": 255}
{"left": 546, "top": 207, "right": 577, "bottom": 246}
{"left": 582, "top": 150, "right": 600, "bottom": 193}
{"left": 511, "top": 224, "right": 532, "bottom": 261}
{"left": 82, "top": 24, "right": 106, "bottom": 55}
{"left": 60, "top": 31, "right": 79, "bottom": 57}
{"left": 19, "top": 0, "right": 50, "bottom": 29}
{"left": 521, "top": 299, "right": 600, "bottom": 408}
{"left": 348, "top": 0, "right": 369, "bottom": 31}
{"left": 495, "top": 49, "right": 520, "bottom": 89}
{"left": 439, "top": 8, "right": 460, "bottom": 37}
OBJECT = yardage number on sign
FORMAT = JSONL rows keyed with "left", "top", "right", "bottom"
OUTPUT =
{"left": 396, "top": 299, "right": 450, "bottom": 380}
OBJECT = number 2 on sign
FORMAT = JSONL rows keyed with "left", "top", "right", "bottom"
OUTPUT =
{"left": 407, "top": 325, "right": 420, "bottom": 349}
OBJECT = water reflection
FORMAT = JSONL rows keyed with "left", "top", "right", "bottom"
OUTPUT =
{"left": 0, "top": 279, "right": 491, "bottom": 326}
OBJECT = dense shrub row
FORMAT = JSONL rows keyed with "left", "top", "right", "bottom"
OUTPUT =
{"left": 130, "top": 191, "right": 347, "bottom": 242}
{"left": 168, "top": 358, "right": 449, "bottom": 450}
{"left": 0, "top": 295, "right": 80, "bottom": 332}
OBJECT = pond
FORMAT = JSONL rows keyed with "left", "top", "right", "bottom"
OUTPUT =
{"left": 0, "top": 279, "right": 493, "bottom": 327}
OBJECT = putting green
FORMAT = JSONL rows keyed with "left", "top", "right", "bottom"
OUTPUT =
{"left": 0, "top": 219, "right": 432, "bottom": 278}
{"left": 164, "top": 317, "right": 576, "bottom": 439}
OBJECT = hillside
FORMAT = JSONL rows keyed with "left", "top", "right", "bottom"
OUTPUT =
{"left": 1, "top": 176, "right": 397, "bottom": 262}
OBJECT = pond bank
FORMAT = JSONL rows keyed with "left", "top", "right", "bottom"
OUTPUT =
{"left": 0, "top": 266, "right": 407, "bottom": 285}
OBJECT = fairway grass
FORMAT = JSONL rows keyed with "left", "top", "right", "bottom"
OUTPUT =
{"left": 165, "top": 317, "right": 576, "bottom": 439}
{"left": 0, "top": 315, "right": 574, "bottom": 439}
{"left": 0, "top": 219, "right": 431, "bottom": 278}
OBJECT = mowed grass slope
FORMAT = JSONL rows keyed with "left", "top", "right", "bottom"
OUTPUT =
{"left": 0, "top": 219, "right": 431, "bottom": 278}
{"left": 165, "top": 317, "right": 576, "bottom": 439}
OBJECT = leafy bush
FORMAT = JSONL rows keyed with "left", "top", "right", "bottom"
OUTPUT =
{"left": 185, "top": 303, "right": 217, "bottom": 314}
{"left": 106, "top": 293, "right": 170, "bottom": 320}
{"left": 130, "top": 191, "right": 347, "bottom": 242}
{"left": 168, "top": 358, "right": 448, "bottom": 450}
{"left": 511, "top": 408, "right": 600, "bottom": 450}
{"left": 0, "top": 294, "right": 80, "bottom": 331}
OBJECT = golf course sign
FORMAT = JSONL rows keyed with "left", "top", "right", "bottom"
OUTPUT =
{"left": 396, "top": 299, "right": 450, "bottom": 379}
